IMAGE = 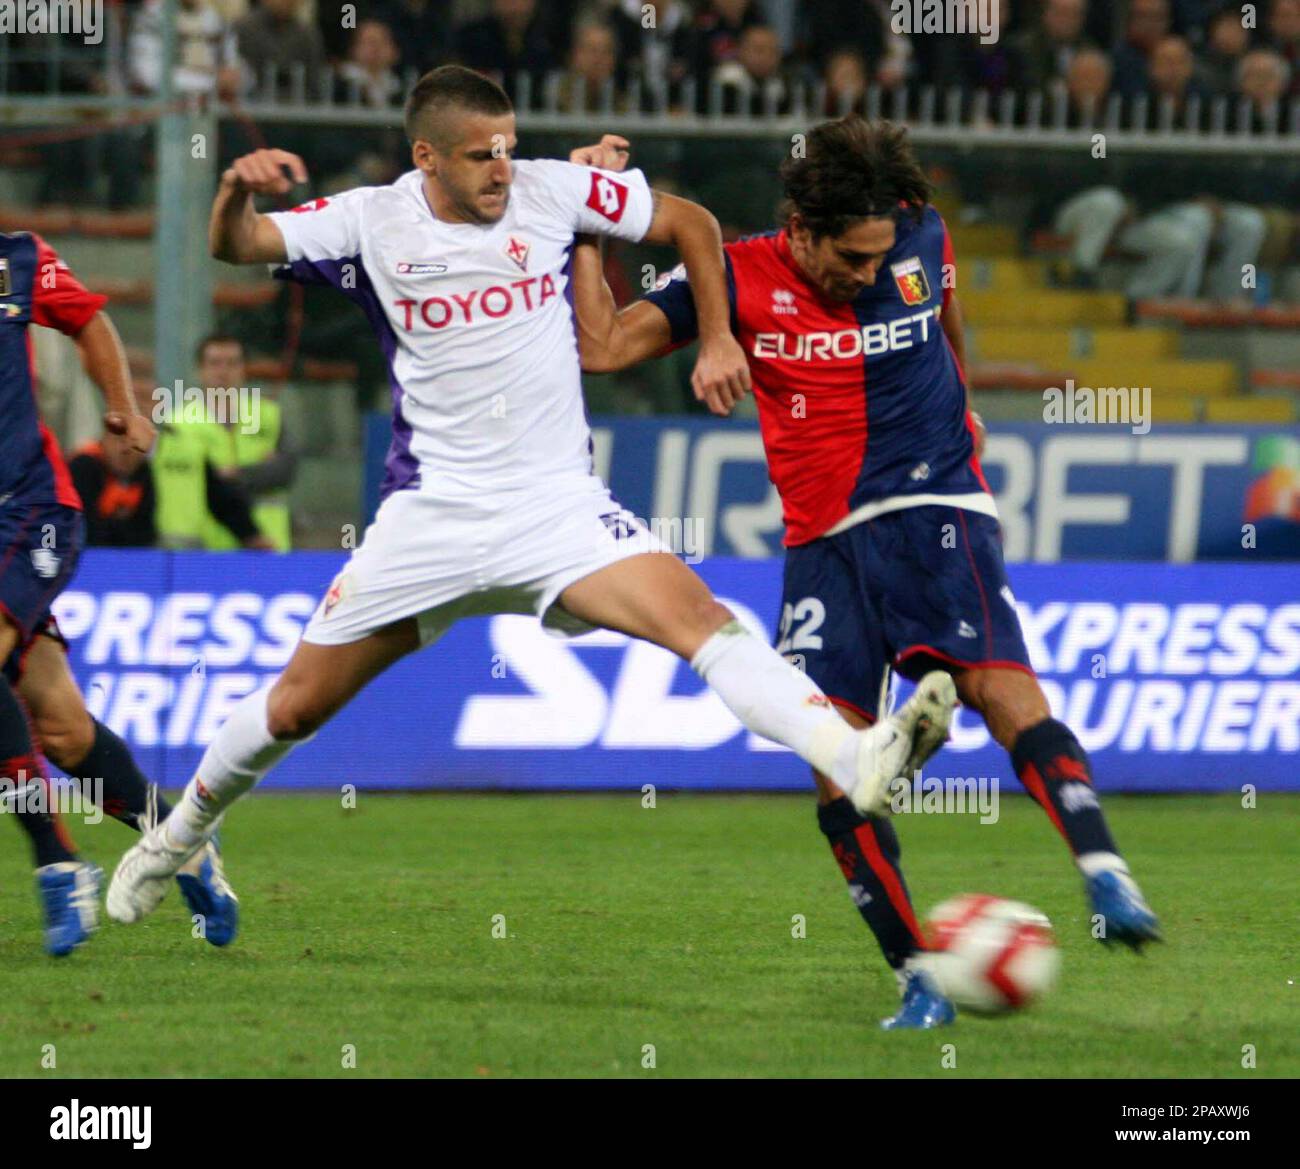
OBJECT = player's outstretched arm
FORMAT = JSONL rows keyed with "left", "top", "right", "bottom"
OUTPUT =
{"left": 210, "top": 148, "right": 307, "bottom": 264}
{"left": 571, "top": 236, "right": 673, "bottom": 374}
{"left": 75, "top": 311, "right": 155, "bottom": 455}
{"left": 640, "top": 193, "right": 750, "bottom": 416}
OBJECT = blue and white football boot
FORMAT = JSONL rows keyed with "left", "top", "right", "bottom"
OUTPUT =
{"left": 1085, "top": 864, "right": 1161, "bottom": 951}
{"left": 36, "top": 860, "right": 101, "bottom": 957}
{"left": 176, "top": 837, "right": 240, "bottom": 947}
{"left": 880, "top": 966, "right": 957, "bottom": 1030}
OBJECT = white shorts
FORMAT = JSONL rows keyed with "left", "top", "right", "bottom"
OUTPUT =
{"left": 302, "top": 474, "right": 666, "bottom": 647}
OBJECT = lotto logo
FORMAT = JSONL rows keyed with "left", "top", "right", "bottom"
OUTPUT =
{"left": 587, "top": 174, "right": 628, "bottom": 223}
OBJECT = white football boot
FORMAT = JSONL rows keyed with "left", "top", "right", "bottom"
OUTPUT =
{"left": 850, "top": 670, "right": 958, "bottom": 817}
{"left": 107, "top": 823, "right": 202, "bottom": 925}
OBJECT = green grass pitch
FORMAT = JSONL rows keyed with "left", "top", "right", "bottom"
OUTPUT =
{"left": 1, "top": 792, "right": 1295, "bottom": 1078}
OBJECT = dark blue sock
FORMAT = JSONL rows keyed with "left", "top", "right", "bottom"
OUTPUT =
{"left": 67, "top": 718, "right": 172, "bottom": 831}
{"left": 1011, "top": 717, "right": 1120, "bottom": 859}
{"left": 817, "top": 797, "right": 926, "bottom": 969}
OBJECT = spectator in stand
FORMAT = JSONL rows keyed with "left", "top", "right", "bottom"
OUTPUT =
{"left": 1170, "top": 0, "right": 1223, "bottom": 45}
{"left": 70, "top": 419, "right": 271, "bottom": 550}
{"left": 1145, "top": 34, "right": 1213, "bottom": 126}
{"left": 316, "top": 19, "right": 407, "bottom": 185}
{"left": 912, "top": 0, "right": 1014, "bottom": 98}
{"left": 1111, "top": 0, "right": 1174, "bottom": 97}
{"left": 377, "top": 0, "right": 450, "bottom": 77}
{"left": 800, "top": 0, "right": 910, "bottom": 87}
{"left": 1062, "top": 45, "right": 1115, "bottom": 123}
{"left": 1011, "top": 0, "right": 1096, "bottom": 91}
{"left": 234, "top": 0, "right": 328, "bottom": 100}
{"left": 799, "top": 0, "right": 885, "bottom": 76}
{"left": 1235, "top": 47, "right": 1293, "bottom": 128}
{"left": 106, "top": 0, "right": 245, "bottom": 208}
{"left": 315, "top": 0, "right": 364, "bottom": 64}
{"left": 196, "top": 335, "right": 298, "bottom": 551}
{"left": 68, "top": 427, "right": 157, "bottom": 548}
{"left": 454, "top": 0, "right": 555, "bottom": 104}
{"left": 1203, "top": 5, "right": 1254, "bottom": 95}
{"left": 334, "top": 19, "right": 404, "bottom": 107}
{"left": 1266, "top": 0, "right": 1300, "bottom": 95}
{"left": 823, "top": 48, "right": 870, "bottom": 114}
{"left": 128, "top": 0, "right": 244, "bottom": 100}
{"left": 557, "top": 18, "right": 622, "bottom": 113}
{"left": 609, "top": 0, "right": 694, "bottom": 106}
{"left": 691, "top": 0, "right": 770, "bottom": 80}
{"left": 715, "top": 23, "right": 792, "bottom": 114}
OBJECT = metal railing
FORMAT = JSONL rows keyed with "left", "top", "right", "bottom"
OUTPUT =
{"left": 3, "top": 43, "right": 1298, "bottom": 154}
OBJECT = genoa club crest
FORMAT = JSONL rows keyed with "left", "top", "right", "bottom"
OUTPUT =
{"left": 890, "top": 256, "right": 931, "bottom": 306}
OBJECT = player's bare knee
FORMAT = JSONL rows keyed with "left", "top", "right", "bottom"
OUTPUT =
{"left": 963, "top": 672, "right": 1049, "bottom": 751}
{"left": 33, "top": 707, "right": 94, "bottom": 774}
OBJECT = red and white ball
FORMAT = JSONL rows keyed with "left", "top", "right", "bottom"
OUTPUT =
{"left": 917, "top": 894, "right": 1061, "bottom": 1014}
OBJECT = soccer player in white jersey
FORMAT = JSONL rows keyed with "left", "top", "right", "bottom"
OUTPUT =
{"left": 107, "top": 67, "right": 956, "bottom": 929}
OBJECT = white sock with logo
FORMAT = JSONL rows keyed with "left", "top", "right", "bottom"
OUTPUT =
{"left": 164, "top": 686, "right": 301, "bottom": 849}
{"left": 689, "top": 621, "right": 872, "bottom": 796}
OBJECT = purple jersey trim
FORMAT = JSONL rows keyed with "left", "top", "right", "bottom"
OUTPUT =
{"left": 275, "top": 255, "right": 420, "bottom": 500}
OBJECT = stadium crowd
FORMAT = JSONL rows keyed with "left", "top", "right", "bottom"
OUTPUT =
{"left": 6, "top": 0, "right": 1298, "bottom": 121}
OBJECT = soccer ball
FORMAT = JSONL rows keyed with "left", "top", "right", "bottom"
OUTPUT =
{"left": 917, "top": 894, "right": 1061, "bottom": 1014}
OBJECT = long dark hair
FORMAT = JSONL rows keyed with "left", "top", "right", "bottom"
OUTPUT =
{"left": 779, "top": 117, "right": 932, "bottom": 239}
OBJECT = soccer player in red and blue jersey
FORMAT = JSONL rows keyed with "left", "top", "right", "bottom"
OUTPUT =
{"left": 1, "top": 230, "right": 237, "bottom": 953}
{"left": 570, "top": 119, "right": 1160, "bottom": 1029}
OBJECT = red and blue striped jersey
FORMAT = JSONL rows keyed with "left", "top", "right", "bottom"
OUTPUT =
{"left": 645, "top": 207, "right": 992, "bottom": 546}
{"left": 1, "top": 232, "right": 105, "bottom": 510}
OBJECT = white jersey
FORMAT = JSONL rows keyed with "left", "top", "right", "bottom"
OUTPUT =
{"left": 268, "top": 161, "right": 654, "bottom": 499}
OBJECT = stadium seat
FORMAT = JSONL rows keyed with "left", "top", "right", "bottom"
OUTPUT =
{"left": 972, "top": 326, "right": 1178, "bottom": 364}
{"left": 1204, "top": 397, "right": 1297, "bottom": 424}
{"left": 961, "top": 289, "right": 1129, "bottom": 327}
{"left": 1069, "top": 359, "right": 1240, "bottom": 398}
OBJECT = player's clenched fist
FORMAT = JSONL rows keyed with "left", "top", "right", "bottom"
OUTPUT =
{"left": 223, "top": 148, "right": 309, "bottom": 196}
{"left": 104, "top": 411, "right": 157, "bottom": 455}
{"left": 691, "top": 333, "right": 752, "bottom": 417}
{"left": 569, "top": 135, "right": 631, "bottom": 173}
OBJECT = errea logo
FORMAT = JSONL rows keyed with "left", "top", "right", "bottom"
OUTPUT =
{"left": 772, "top": 289, "right": 798, "bottom": 316}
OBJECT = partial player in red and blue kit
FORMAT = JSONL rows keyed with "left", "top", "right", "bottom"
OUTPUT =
{"left": 1, "top": 231, "right": 237, "bottom": 954}
{"left": 570, "top": 118, "right": 1160, "bottom": 1029}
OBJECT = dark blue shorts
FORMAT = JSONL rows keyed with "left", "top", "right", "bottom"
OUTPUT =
{"left": 777, "top": 505, "right": 1033, "bottom": 722}
{"left": 0, "top": 502, "right": 83, "bottom": 683}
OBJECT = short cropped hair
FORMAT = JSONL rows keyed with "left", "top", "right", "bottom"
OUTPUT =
{"left": 404, "top": 65, "right": 513, "bottom": 150}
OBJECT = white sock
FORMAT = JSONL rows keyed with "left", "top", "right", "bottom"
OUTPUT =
{"left": 164, "top": 686, "right": 300, "bottom": 849}
{"left": 1076, "top": 851, "right": 1129, "bottom": 879}
{"left": 690, "top": 621, "right": 871, "bottom": 796}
